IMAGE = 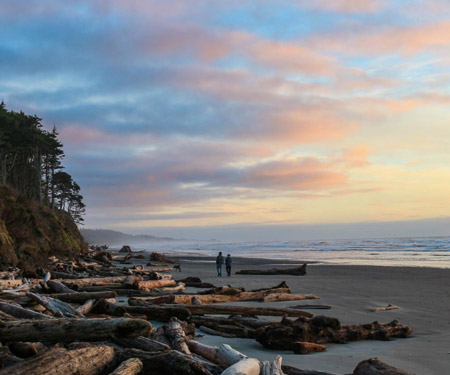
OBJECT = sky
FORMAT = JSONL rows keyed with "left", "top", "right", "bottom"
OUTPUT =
{"left": 1, "top": 0, "right": 449, "bottom": 241}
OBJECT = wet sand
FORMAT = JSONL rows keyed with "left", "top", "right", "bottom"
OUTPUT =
{"left": 171, "top": 255, "right": 450, "bottom": 375}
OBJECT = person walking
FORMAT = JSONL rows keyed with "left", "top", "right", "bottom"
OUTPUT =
{"left": 216, "top": 251, "right": 224, "bottom": 277}
{"left": 226, "top": 254, "right": 232, "bottom": 276}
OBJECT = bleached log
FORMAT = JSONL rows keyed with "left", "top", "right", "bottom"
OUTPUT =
{"left": 186, "top": 342, "right": 248, "bottom": 367}
{"left": 371, "top": 304, "right": 400, "bottom": 312}
{"left": 76, "top": 299, "right": 96, "bottom": 315}
{"left": 261, "top": 361, "right": 271, "bottom": 375}
{"left": 0, "top": 301, "right": 54, "bottom": 320}
{"left": 216, "top": 344, "right": 248, "bottom": 367}
{"left": 28, "top": 292, "right": 84, "bottom": 318}
{"left": 270, "top": 356, "right": 283, "bottom": 375}
{"left": 0, "top": 344, "right": 114, "bottom": 375}
{"left": 108, "top": 358, "right": 143, "bottom": 375}
{"left": 221, "top": 358, "right": 260, "bottom": 375}
{"left": 64, "top": 276, "right": 139, "bottom": 288}
{"left": 0, "top": 318, "right": 152, "bottom": 343}
{"left": 136, "top": 279, "right": 176, "bottom": 291}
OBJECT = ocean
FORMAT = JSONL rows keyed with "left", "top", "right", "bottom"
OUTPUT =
{"left": 119, "top": 236, "right": 450, "bottom": 269}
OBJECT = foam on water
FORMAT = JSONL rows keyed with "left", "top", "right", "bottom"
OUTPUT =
{"left": 119, "top": 236, "right": 450, "bottom": 268}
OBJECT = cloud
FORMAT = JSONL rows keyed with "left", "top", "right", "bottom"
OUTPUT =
{"left": 297, "top": 0, "right": 385, "bottom": 13}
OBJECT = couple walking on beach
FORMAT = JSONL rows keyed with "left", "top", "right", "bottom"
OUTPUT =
{"left": 216, "top": 252, "right": 232, "bottom": 277}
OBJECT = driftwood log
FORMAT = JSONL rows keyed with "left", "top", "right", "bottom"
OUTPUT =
{"left": 113, "top": 336, "right": 171, "bottom": 352}
{"left": 108, "top": 358, "right": 143, "bottom": 375}
{"left": 163, "top": 304, "right": 313, "bottom": 318}
{"left": 353, "top": 357, "right": 416, "bottom": 375}
{"left": 0, "top": 301, "right": 54, "bottom": 320}
{"left": 0, "top": 318, "right": 152, "bottom": 343}
{"left": 123, "top": 305, "right": 191, "bottom": 321}
{"left": 0, "top": 345, "right": 115, "bottom": 375}
{"left": 163, "top": 317, "right": 191, "bottom": 354}
{"left": 117, "top": 348, "right": 223, "bottom": 375}
{"left": 236, "top": 264, "right": 307, "bottom": 276}
{"left": 255, "top": 316, "right": 412, "bottom": 353}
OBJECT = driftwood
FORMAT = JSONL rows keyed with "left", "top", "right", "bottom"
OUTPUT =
{"left": 163, "top": 317, "right": 191, "bottom": 354}
{"left": 262, "top": 293, "right": 319, "bottom": 303}
{"left": 371, "top": 304, "right": 400, "bottom": 312}
{"left": 136, "top": 279, "right": 176, "bottom": 291}
{"left": 221, "top": 358, "right": 260, "bottom": 375}
{"left": 108, "top": 358, "right": 143, "bottom": 375}
{"left": 255, "top": 316, "right": 412, "bottom": 353}
{"left": 191, "top": 317, "right": 253, "bottom": 338}
{"left": 8, "top": 342, "right": 47, "bottom": 358}
{"left": 164, "top": 304, "right": 313, "bottom": 318}
{"left": 187, "top": 342, "right": 247, "bottom": 367}
{"left": 281, "top": 366, "right": 337, "bottom": 375}
{"left": 0, "top": 318, "right": 152, "bottom": 343}
{"left": 123, "top": 305, "right": 191, "bottom": 321}
{"left": 0, "top": 279, "right": 23, "bottom": 288}
{"left": 113, "top": 336, "right": 170, "bottom": 352}
{"left": 117, "top": 348, "right": 223, "bottom": 375}
{"left": 200, "top": 325, "right": 236, "bottom": 338}
{"left": 236, "top": 264, "right": 307, "bottom": 276}
{"left": 46, "top": 280, "right": 77, "bottom": 294}
{"left": 0, "top": 301, "right": 54, "bottom": 320}
{"left": 120, "top": 246, "right": 132, "bottom": 253}
{"left": 149, "top": 253, "right": 177, "bottom": 264}
{"left": 48, "top": 291, "right": 118, "bottom": 302}
{"left": 353, "top": 357, "right": 416, "bottom": 375}
{"left": 291, "top": 305, "right": 331, "bottom": 310}
{"left": 76, "top": 299, "right": 96, "bottom": 315}
{"left": 28, "top": 292, "right": 84, "bottom": 318}
{"left": 0, "top": 345, "right": 115, "bottom": 375}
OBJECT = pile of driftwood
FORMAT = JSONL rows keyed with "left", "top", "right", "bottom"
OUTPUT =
{"left": 0, "top": 249, "right": 416, "bottom": 375}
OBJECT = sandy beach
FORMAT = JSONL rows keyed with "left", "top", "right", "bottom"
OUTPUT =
{"left": 171, "top": 255, "right": 450, "bottom": 375}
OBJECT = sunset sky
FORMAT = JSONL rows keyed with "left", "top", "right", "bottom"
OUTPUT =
{"left": 1, "top": 0, "right": 449, "bottom": 240}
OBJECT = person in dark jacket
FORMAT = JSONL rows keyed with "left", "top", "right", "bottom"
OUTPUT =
{"left": 216, "top": 252, "right": 224, "bottom": 277}
{"left": 226, "top": 254, "right": 232, "bottom": 276}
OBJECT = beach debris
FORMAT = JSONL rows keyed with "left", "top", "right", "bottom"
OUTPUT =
{"left": 255, "top": 316, "right": 413, "bottom": 354}
{"left": 291, "top": 304, "right": 332, "bottom": 310}
{"left": 371, "top": 304, "right": 400, "bottom": 312}
{"left": 176, "top": 276, "right": 215, "bottom": 288}
{"left": 0, "top": 345, "right": 115, "bottom": 375}
{"left": 236, "top": 263, "right": 307, "bottom": 276}
{"left": 108, "top": 358, "right": 143, "bottom": 375}
{"left": 353, "top": 357, "right": 416, "bottom": 375}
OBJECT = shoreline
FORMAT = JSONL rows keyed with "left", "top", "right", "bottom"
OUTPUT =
{"left": 166, "top": 255, "right": 450, "bottom": 375}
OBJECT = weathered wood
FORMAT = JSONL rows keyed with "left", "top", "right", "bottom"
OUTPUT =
{"left": 236, "top": 264, "right": 307, "bottom": 276}
{"left": 46, "top": 280, "right": 77, "bottom": 294}
{"left": 262, "top": 293, "right": 319, "bottom": 303}
{"left": 49, "top": 291, "right": 118, "bottom": 302}
{"left": 136, "top": 279, "right": 176, "bottom": 291}
{"left": 8, "top": 342, "right": 46, "bottom": 358}
{"left": 291, "top": 342, "right": 327, "bottom": 354}
{"left": 164, "top": 317, "right": 191, "bottom": 354}
{"left": 221, "top": 358, "right": 260, "bottom": 375}
{"left": 91, "top": 299, "right": 126, "bottom": 316}
{"left": 255, "top": 316, "right": 412, "bottom": 353}
{"left": 0, "top": 309, "right": 16, "bottom": 320}
{"left": 0, "top": 301, "right": 54, "bottom": 320}
{"left": 371, "top": 304, "right": 400, "bottom": 312}
{"left": 28, "top": 292, "right": 84, "bottom": 318}
{"left": 165, "top": 304, "right": 313, "bottom": 318}
{"left": 76, "top": 299, "right": 96, "bottom": 315}
{"left": 108, "top": 358, "right": 143, "bottom": 375}
{"left": 0, "top": 345, "right": 115, "bottom": 375}
{"left": 191, "top": 317, "right": 252, "bottom": 338}
{"left": 229, "top": 315, "right": 272, "bottom": 329}
{"left": 353, "top": 357, "right": 416, "bottom": 375}
{"left": 64, "top": 276, "right": 139, "bottom": 288}
{"left": 51, "top": 272, "right": 83, "bottom": 279}
{"left": 113, "top": 336, "right": 170, "bottom": 352}
{"left": 123, "top": 305, "right": 191, "bottom": 322}
{"left": 270, "top": 356, "right": 283, "bottom": 375}
{"left": 0, "top": 279, "right": 23, "bottom": 288}
{"left": 0, "top": 318, "right": 152, "bottom": 343}
{"left": 186, "top": 342, "right": 248, "bottom": 368}
{"left": 176, "top": 277, "right": 215, "bottom": 288}
{"left": 200, "top": 325, "right": 236, "bottom": 338}
{"left": 117, "top": 348, "right": 223, "bottom": 375}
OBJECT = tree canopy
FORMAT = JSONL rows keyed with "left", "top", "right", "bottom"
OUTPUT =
{"left": 0, "top": 102, "right": 85, "bottom": 224}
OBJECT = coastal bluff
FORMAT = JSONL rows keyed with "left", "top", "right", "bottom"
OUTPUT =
{"left": 0, "top": 185, "right": 86, "bottom": 270}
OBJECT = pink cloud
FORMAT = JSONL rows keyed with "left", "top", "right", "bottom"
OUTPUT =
{"left": 298, "top": 0, "right": 385, "bottom": 13}
{"left": 310, "top": 21, "right": 450, "bottom": 56}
